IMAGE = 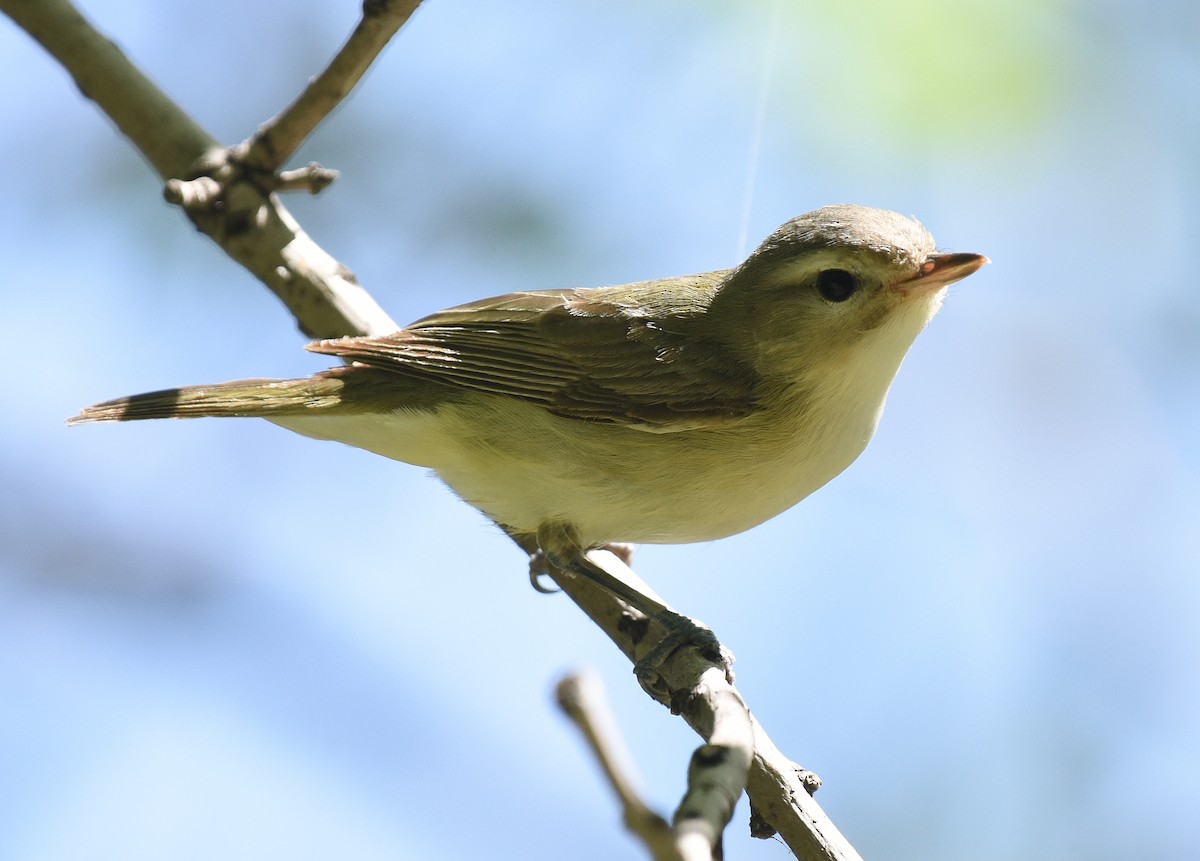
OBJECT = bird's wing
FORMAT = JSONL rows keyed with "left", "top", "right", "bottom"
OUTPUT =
{"left": 306, "top": 282, "right": 759, "bottom": 432}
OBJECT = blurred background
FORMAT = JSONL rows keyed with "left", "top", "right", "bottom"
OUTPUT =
{"left": 1, "top": 0, "right": 1197, "bottom": 858}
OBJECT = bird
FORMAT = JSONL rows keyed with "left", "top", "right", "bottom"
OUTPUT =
{"left": 69, "top": 204, "right": 986, "bottom": 612}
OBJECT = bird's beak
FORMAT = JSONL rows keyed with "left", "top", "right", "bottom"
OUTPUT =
{"left": 898, "top": 252, "right": 989, "bottom": 297}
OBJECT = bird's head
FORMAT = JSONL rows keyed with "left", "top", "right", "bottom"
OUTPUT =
{"left": 708, "top": 205, "right": 987, "bottom": 389}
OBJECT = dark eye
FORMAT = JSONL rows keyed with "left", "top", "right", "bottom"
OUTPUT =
{"left": 815, "top": 269, "right": 859, "bottom": 303}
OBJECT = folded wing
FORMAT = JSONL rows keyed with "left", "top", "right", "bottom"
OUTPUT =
{"left": 308, "top": 281, "right": 759, "bottom": 432}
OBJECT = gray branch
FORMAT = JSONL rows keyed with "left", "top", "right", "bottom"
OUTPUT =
{"left": 3, "top": 0, "right": 397, "bottom": 340}
{"left": 551, "top": 550, "right": 862, "bottom": 861}
{"left": 240, "top": 0, "right": 424, "bottom": 174}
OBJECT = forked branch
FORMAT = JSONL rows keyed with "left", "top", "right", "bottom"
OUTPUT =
{"left": 3, "top": 0, "right": 399, "bottom": 340}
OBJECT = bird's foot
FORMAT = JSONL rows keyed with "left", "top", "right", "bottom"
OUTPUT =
{"left": 526, "top": 541, "right": 635, "bottom": 595}
{"left": 522, "top": 523, "right": 734, "bottom": 701}
{"left": 633, "top": 610, "right": 735, "bottom": 705}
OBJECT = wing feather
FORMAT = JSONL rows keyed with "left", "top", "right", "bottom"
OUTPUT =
{"left": 307, "top": 280, "right": 759, "bottom": 431}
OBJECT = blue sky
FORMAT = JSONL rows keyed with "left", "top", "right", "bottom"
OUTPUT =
{"left": 1, "top": 1, "right": 1197, "bottom": 859}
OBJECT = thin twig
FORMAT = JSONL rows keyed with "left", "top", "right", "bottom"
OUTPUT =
{"left": 556, "top": 672, "right": 682, "bottom": 861}
{"left": 242, "top": 0, "right": 424, "bottom": 173}
{"left": 272, "top": 163, "right": 341, "bottom": 194}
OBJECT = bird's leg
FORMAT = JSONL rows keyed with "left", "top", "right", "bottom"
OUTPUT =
{"left": 521, "top": 534, "right": 634, "bottom": 595}
{"left": 503, "top": 528, "right": 563, "bottom": 594}
{"left": 533, "top": 523, "right": 735, "bottom": 694}
{"left": 532, "top": 522, "right": 670, "bottom": 614}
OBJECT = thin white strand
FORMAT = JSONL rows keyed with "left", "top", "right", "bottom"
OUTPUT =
{"left": 737, "top": 0, "right": 784, "bottom": 260}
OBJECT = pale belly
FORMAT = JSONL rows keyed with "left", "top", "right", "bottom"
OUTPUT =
{"left": 272, "top": 391, "right": 880, "bottom": 547}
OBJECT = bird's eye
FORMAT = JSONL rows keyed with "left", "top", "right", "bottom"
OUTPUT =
{"left": 815, "top": 269, "right": 859, "bottom": 303}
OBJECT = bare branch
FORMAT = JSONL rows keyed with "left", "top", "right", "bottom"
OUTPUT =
{"left": 271, "top": 163, "right": 341, "bottom": 195}
{"left": 745, "top": 722, "right": 861, "bottom": 860}
{"left": 1, "top": 0, "right": 399, "bottom": 340}
{"left": 242, "top": 0, "right": 424, "bottom": 173}
{"left": 557, "top": 663, "right": 753, "bottom": 861}
{"left": 550, "top": 550, "right": 863, "bottom": 861}
{"left": 555, "top": 671, "right": 682, "bottom": 861}
{"left": 671, "top": 681, "right": 753, "bottom": 856}
{"left": 2, "top": 0, "right": 218, "bottom": 180}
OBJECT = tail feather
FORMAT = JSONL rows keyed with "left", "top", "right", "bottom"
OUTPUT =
{"left": 66, "top": 366, "right": 413, "bottom": 425}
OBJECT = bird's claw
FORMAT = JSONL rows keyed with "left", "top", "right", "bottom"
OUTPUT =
{"left": 527, "top": 549, "right": 560, "bottom": 594}
{"left": 633, "top": 611, "right": 735, "bottom": 707}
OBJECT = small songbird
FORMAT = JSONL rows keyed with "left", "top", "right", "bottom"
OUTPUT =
{"left": 69, "top": 205, "right": 986, "bottom": 572}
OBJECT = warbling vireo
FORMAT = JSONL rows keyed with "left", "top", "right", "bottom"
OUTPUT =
{"left": 70, "top": 205, "right": 985, "bottom": 598}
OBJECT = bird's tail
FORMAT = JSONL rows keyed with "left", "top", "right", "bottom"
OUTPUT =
{"left": 66, "top": 367, "right": 385, "bottom": 425}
